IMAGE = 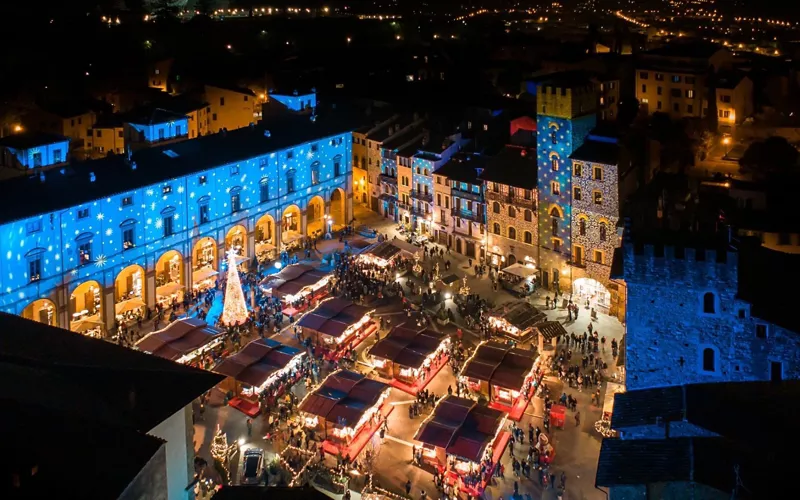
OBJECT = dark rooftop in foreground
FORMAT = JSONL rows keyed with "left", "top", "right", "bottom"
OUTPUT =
{"left": 569, "top": 139, "right": 620, "bottom": 165}
{"left": 0, "top": 107, "right": 366, "bottom": 225}
{"left": 435, "top": 152, "right": 490, "bottom": 184}
{"left": 480, "top": 146, "right": 538, "bottom": 190}
{"left": 0, "top": 131, "right": 68, "bottom": 150}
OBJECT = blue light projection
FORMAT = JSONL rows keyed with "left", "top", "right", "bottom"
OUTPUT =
{"left": 0, "top": 138, "right": 70, "bottom": 169}
{"left": 127, "top": 117, "right": 190, "bottom": 143}
{"left": 0, "top": 131, "right": 353, "bottom": 330}
{"left": 271, "top": 92, "right": 317, "bottom": 112}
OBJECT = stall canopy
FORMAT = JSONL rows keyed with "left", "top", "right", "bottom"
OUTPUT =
{"left": 536, "top": 321, "right": 568, "bottom": 342}
{"left": 415, "top": 396, "right": 505, "bottom": 463}
{"left": 370, "top": 325, "right": 447, "bottom": 369}
{"left": 214, "top": 338, "right": 303, "bottom": 387}
{"left": 300, "top": 370, "right": 389, "bottom": 426}
{"left": 363, "top": 241, "right": 401, "bottom": 262}
{"left": 297, "top": 298, "right": 373, "bottom": 339}
{"left": 490, "top": 301, "right": 546, "bottom": 331}
{"left": 135, "top": 318, "right": 222, "bottom": 362}
{"left": 461, "top": 341, "right": 537, "bottom": 391}
{"left": 500, "top": 263, "right": 537, "bottom": 280}
{"left": 259, "top": 264, "right": 330, "bottom": 297}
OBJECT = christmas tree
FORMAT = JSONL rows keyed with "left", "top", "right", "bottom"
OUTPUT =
{"left": 221, "top": 249, "right": 248, "bottom": 326}
{"left": 210, "top": 426, "right": 235, "bottom": 485}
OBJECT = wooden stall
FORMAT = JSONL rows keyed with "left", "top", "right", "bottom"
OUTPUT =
{"left": 135, "top": 318, "right": 223, "bottom": 368}
{"left": 297, "top": 298, "right": 377, "bottom": 361}
{"left": 486, "top": 301, "right": 546, "bottom": 342}
{"left": 259, "top": 264, "right": 332, "bottom": 315}
{"left": 369, "top": 324, "right": 450, "bottom": 394}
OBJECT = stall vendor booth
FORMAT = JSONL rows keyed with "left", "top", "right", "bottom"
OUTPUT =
{"left": 414, "top": 396, "right": 510, "bottom": 496}
{"left": 259, "top": 264, "right": 332, "bottom": 315}
{"left": 498, "top": 263, "right": 537, "bottom": 297}
{"left": 594, "top": 382, "right": 625, "bottom": 437}
{"left": 135, "top": 318, "right": 223, "bottom": 368}
{"left": 299, "top": 370, "right": 392, "bottom": 459}
{"left": 358, "top": 237, "right": 419, "bottom": 269}
{"left": 486, "top": 301, "right": 546, "bottom": 342}
{"left": 460, "top": 341, "right": 542, "bottom": 420}
{"left": 298, "top": 298, "right": 377, "bottom": 360}
{"left": 369, "top": 324, "right": 450, "bottom": 394}
{"left": 532, "top": 321, "right": 569, "bottom": 356}
{"left": 214, "top": 338, "right": 306, "bottom": 417}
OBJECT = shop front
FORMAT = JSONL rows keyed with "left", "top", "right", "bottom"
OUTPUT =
{"left": 193, "top": 237, "right": 218, "bottom": 290}
{"left": 69, "top": 280, "right": 104, "bottom": 337}
{"left": 281, "top": 205, "right": 303, "bottom": 250}
{"left": 22, "top": 299, "right": 56, "bottom": 327}
{"left": 259, "top": 264, "right": 332, "bottom": 314}
{"left": 486, "top": 300, "right": 546, "bottom": 342}
{"left": 255, "top": 214, "right": 277, "bottom": 264}
{"left": 114, "top": 265, "right": 146, "bottom": 325}
{"left": 155, "top": 250, "right": 185, "bottom": 307}
{"left": 297, "top": 298, "right": 376, "bottom": 361}
{"left": 369, "top": 325, "right": 450, "bottom": 394}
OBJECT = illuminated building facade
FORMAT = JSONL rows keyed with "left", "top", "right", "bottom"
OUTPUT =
{"left": 204, "top": 84, "right": 258, "bottom": 134}
{"left": 436, "top": 153, "right": 488, "bottom": 257}
{"left": 0, "top": 116, "right": 354, "bottom": 336}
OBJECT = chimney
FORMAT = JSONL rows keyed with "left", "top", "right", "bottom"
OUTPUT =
{"left": 89, "top": 172, "right": 96, "bottom": 182}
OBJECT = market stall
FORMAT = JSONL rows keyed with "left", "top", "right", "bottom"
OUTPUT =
{"left": 298, "top": 298, "right": 377, "bottom": 361}
{"left": 459, "top": 341, "right": 542, "bottom": 421}
{"left": 369, "top": 324, "right": 450, "bottom": 394}
{"left": 414, "top": 396, "right": 509, "bottom": 496}
{"left": 299, "top": 370, "right": 392, "bottom": 460}
{"left": 259, "top": 264, "right": 332, "bottom": 314}
{"left": 357, "top": 237, "right": 419, "bottom": 268}
{"left": 135, "top": 318, "right": 223, "bottom": 368}
{"left": 192, "top": 266, "right": 219, "bottom": 291}
{"left": 486, "top": 301, "right": 546, "bottom": 342}
{"left": 214, "top": 338, "right": 306, "bottom": 417}
{"left": 498, "top": 263, "right": 537, "bottom": 297}
{"left": 533, "top": 321, "right": 569, "bottom": 355}
{"left": 595, "top": 382, "right": 625, "bottom": 437}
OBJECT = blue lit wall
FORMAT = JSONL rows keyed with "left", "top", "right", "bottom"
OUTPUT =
{"left": 1, "top": 139, "right": 70, "bottom": 168}
{"left": 271, "top": 93, "right": 316, "bottom": 112}
{"left": 0, "top": 131, "right": 353, "bottom": 328}
{"left": 128, "top": 118, "right": 190, "bottom": 143}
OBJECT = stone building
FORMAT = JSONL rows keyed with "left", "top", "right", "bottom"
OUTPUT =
{"left": 433, "top": 152, "right": 488, "bottom": 256}
{"left": 618, "top": 239, "right": 800, "bottom": 391}
{"left": 366, "top": 114, "right": 424, "bottom": 213}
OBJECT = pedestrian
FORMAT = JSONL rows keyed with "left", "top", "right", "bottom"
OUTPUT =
{"left": 560, "top": 471, "right": 567, "bottom": 490}
{"left": 575, "top": 411, "right": 581, "bottom": 427}
{"left": 405, "top": 480, "right": 412, "bottom": 496}
{"left": 246, "top": 418, "right": 253, "bottom": 437}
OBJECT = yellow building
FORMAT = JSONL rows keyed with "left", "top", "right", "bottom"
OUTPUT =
{"left": 635, "top": 41, "right": 732, "bottom": 119}
{"left": 352, "top": 128, "right": 370, "bottom": 205}
{"left": 435, "top": 152, "right": 489, "bottom": 256}
{"left": 204, "top": 84, "right": 257, "bottom": 134}
{"left": 599, "top": 79, "right": 620, "bottom": 122}
{"left": 709, "top": 72, "right": 753, "bottom": 133}
{"left": 28, "top": 103, "right": 97, "bottom": 153}
{"left": 88, "top": 117, "right": 125, "bottom": 157}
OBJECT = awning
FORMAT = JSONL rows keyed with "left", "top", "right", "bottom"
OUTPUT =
{"left": 461, "top": 341, "right": 537, "bottom": 390}
{"left": 297, "top": 298, "right": 373, "bottom": 338}
{"left": 500, "top": 263, "right": 537, "bottom": 280}
{"left": 71, "top": 317, "right": 104, "bottom": 333}
{"left": 136, "top": 317, "right": 223, "bottom": 362}
{"left": 370, "top": 325, "right": 448, "bottom": 369}
{"left": 193, "top": 267, "right": 218, "bottom": 284}
{"left": 156, "top": 282, "right": 183, "bottom": 297}
{"left": 214, "top": 338, "right": 304, "bottom": 386}
{"left": 115, "top": 297, "right": 146, "bottom": 315}
{"left": 300, "top": 370, "right": 389, "bottom": 424}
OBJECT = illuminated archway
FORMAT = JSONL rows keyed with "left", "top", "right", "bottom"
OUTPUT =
{"left": 69, "top": 280, "right": 103, "bottom": 337}
{"left": 255, "top": 214, "right": 277, "bottom": 262}
{"left": 306, "top": 195, "right": 325, "bottom": 237}
{"left": 225, "top": 225, "right": 248, "bottom": 256}
{"left": 330, "top": 188, "right": 346, "bottom": 230}
{"left": 156, "top": 250, "right": 184, "bottom": 305}
{"left": 572, "top": 277, "right": 611, "bottom": 314}
{"left": 22, "top": 298, "right": 56, "bottom": 326}
{"left": 193, "top": 237, "right": 218, "bottom": 289}
{"left": 281, "top": 205, "right": 302, "bottom": 246}
{"left": 115, "top": 264, "right": 146, "bottom": 322}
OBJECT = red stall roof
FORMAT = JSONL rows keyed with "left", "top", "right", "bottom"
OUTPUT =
{"left": 135, "top": 318, "right": 223, "bottom": 361}
{"left": 369, "top": 324, "right": 448, "bottom": 369}
{"left": 461, "top": 341, "right": 536, "bottom": 391}
{"left": 297, "top": 298, "right": 373, "bottom": 338}
{"left": 414, "top": 396, "right": 506, "bottom": 463}
{"left": 300, "top": 370, "right": 389, "bottom": 426}
{"left": 214, "top": 338, "right": 304, "bottom": 387}
{"left": 259, "top": 264, "right": 330, "bottom": 298}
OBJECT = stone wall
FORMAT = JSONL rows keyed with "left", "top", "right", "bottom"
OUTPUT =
{"left": 119, "top": 444, "right": 168, "bottom": 500}
{"left": 623, "top": 244, "right": 800, "bottom": 390}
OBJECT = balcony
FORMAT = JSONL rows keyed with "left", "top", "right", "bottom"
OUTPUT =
{"left": 451, "top": 208, "right": 484, "bottom": 224}
{"left": 452, "top": 186, "right": 483, "bottom": 203}
{"left": 485, "top": 190, "right": 535, "bottom": 209}
{"left": 411, "top": 189, "right": 433, "bottom": 203}
{"left": 379, "top": 174, "right": 397, "bottom": 185}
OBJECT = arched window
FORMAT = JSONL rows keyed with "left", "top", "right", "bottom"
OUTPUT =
{"left": 310, "top": 161, "right": 321, "bottom": 185}
{"left": 599, "top": 222, "right": 607, "bottom": 241}
{"left": 702, "top": 347, "right": 716, "bottom": 372}
{"left": 508, "top": 227, "right": 517, "bottom": 240}
{"left": 76, "top": 232, "right": 93, "bottom": 265}
{"left": 260, "top": 177, "right": 270, "bottom": 203}
{"left": 551, "top": 156, "right": 559, "bottom": 171}
{"left": 333, "top": 155, "right": 343, "bottom": 177}
{"left": 703, "top": 292, "right": 716, "bottom": 314}
{"left": 229, "top": 187, "right": 242, "bottom": 214}
{"left": 286, "top": 169, "right": 296, "bottom": 193}
{"left": 579, "top": 218, "right": 586, "bottom": 236}
{"left": 550, "top": 206, "right": 561, "bottom": 218}
{"left": 492, "top": 201, "right": 500, "bottom": 214}
{"left": 524, "top": 231, "right": 532, "bottom": 244}
{"left": 508, "top": 206, "right": 516, "bottom": 218}
{"left": 551, "top": 218, "right": 559, "bottom": 237}
{"left": 550, "top": 129, "right": 557, "bottom": 144}
{"left": 524, "top": 209, "right": 532, "bottom": 222}
{"left": 161, "top": 206, "right": 177, "bottom": 236}
{"left": 493, "top": 222, "right": 501, "bottom": 235}
{"left": 120, "top": 219, "right": 137, "bottom": 250}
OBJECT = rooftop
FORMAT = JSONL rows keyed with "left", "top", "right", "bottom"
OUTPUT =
{"left": 0, "top": 131, "right": 68, "bottom": 150}
{"left": 643, "top": 40, "right": 724, "bottom": 59}
{"left": 738, "top": 238, "right": 800, "bottom": 332}
{"left": 569, "top": 139, "right": 620, "bottom": 165}
{"left": 434, "top": 152, "right": 490, "bottom": 184}
{"left": 125, "top": 106, "right": 190, "bottom": 126}
{"left": 716, "top": 70, "right": 747, "bottom": 90}
{"left": 528, "top": 70, "right": 595, "bottom": 89}
{"left": 205, "top": 82, "right": 257, "bottom": 96}
{"left": 480, "top": 146, "right": 538, "bottom": 190}
{"left": 0, "top": 109, "right": 364, "bottom": 225}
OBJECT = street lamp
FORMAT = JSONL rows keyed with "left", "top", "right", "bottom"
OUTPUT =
{"left": 722, "top": 136, "right": 731, "bottom": 158}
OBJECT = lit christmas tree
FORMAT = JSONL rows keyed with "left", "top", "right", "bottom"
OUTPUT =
{"left": 221, "top": 249, "right": 248, "bottom": 326}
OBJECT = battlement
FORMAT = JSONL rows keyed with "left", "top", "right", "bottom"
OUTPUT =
{"left": 622, "top": 241, "right": 738, "bottom": 286}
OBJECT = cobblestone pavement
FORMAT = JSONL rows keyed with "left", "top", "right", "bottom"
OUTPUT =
{"left": 191, "top": 204, "right": 625, "bottom": 499}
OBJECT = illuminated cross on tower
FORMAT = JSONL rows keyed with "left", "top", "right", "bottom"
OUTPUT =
{"left": 221, "top": 249, "right": 248, "bottom": 326}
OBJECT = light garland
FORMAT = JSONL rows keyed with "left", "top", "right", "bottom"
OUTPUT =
{"left": 210, "top": 426, "right": 238, "bottom": 484}
{"left": 459, "top": 275, "right": 470, "bottom": 296}
{"left": 221, "top": 249, "right": 249, "bottom": 326}
{"left": 412, "top": 253, "right": 422, "bottom": 275}
{"left": 278, "top": 444, "right": 318, "bottom": 487}
{"left": 594, "top": 419, "right": 616, "bottom": 438}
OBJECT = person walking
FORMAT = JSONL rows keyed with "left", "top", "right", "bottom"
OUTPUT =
{"left": 575, "top": 411, "right": 581, "bottom": 427}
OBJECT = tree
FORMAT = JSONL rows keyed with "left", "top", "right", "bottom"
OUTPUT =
{"left": 221, "top": 249, "right": 248, "bottom": 326}
{"left": 739, "top": 136, "right": 799, "bottom": 176}
{"left": 195, "top": 0, "right": 214, "bottom": 16}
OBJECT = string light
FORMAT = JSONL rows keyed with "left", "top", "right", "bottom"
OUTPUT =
{"left": 221, "top": 249, "right": 249, "bottom": 326}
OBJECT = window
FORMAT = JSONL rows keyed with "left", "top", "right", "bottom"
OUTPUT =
{"left": 703, "top": 292, "right": 716, "bottom": 314}
{"left": 593, "top": 191, "right": 603, "bottom": 205}
{"left": 657, "top": 101, "right": 663, "bottom": 110}
{"left": 122, "top": 196, "right": 133, "bottom": 207}
{"left": 686, "top": 90, "right": 694, "bottom": 98}
{"left": 26, "top": 248, "right": 44, "bottom": 282}
{"left": 550, "top": 129, "right": 557, "bottom": 144}
{"left": 524, "top": 231, "right": 532, "bottom": 244}
{"left": 260, "top": 178, "right": 270, "bottom": 203}
{"left": 657, "top": 86, "right": 662, "bottom": 96}
{"left": 198, "top": 197, "right": 210, "bottom": 224}
{"left": 687, "top": 104, "right": 694, "bottom": 114}
{"left": 508, "top": 227, "right": 517, "bottom": 240}
{"left": 161, "top": 207, "right": 176, "bottom": 236}
{"left": 524, "top": 210, "right": 532, "bottom": 222}
{"left": 77, "top": 208, "right": 89, "bottom": 219}
{"left": 212, "top": 113, "right": 217, "bottom": 121}
{"left": 121, "top": 221, "right": 136, "bottom": 250}
{"left": 719, "top": 110, "right": 730, "bottom": 119}
{"left": 76, "top": 233, "right": 93, "bottom": 265}
{"left": 574, "top": 187, "right": 582, "bottom": 201}
{"left": 593, "top": 250, "right": 603, "bottom": 264}
{"left": 720, "top": 94, "right": 731, "bottom": 103}
{"left": 219, "top": 97, "right": 225, "bottom": 106}
{"left": 25, "top": 220, "right": 42, "bottom": 235}
{"left": 287, "top": 150, "right": 294, "bottom": 160}
{"left": 639, "top": 72, "right": 648, "bottom": 80}
{"left": 641, "top": 84, "right": 647, "bottom": 93}
{"left": 756, "top": 324, "right": 767, "bottom": 339}
{"left": 492, "top": 201, "right": 500, "bottom": 214}
{"left": 334, "top": 155, "right": 342, "bottom": 177}
{"left": 311, "top": 143, "right": 318, "bottom": 153}
{"left": 311, "top": 162, "right": 321, "bottom": 185}
{"left": 579, "top": 218, "right": 586, "bottom": 236}
{"left": 671, "top": 75, "right": 681, "bottom": 83}
{"left": 551, "top": 218, "right": 559, "bottom": 237}
{"left": 162, "top": 185, "right": 172, "bottom": 195}
{"left": 670, "top": 88, "right": 681, "bottom": 98}
{"left": 573, "top": 163, "right": 582, "bottom": 177}
{"left": 230, "top": 187, "right": 242, "bottom": 213}
{"left": 508, "top": 206, "right": 516, "bottom": 218}
{"left": 593, "top": 166, "right": 603, "bottom": 181}
{"left": 702, "top": 347, "right": 716, "bottom": 372}
{"left": 553, "top": 239, "right": 561, "bottom": 252}
{"left": 199, "top": 175, "right": 207, "bottom": 185}
{"left": 599, "top": 222, "right": 607, "bottom": 241}
{"left": 53, "top": 149, "right": 63, "bottom": 163}
{"left": 771, "top": 361, "right": 783, "bottom": 382}
{"left": 686, "top": 76, "right": 695, "bottom": 84}
{"left": 286, "top": 169, "right": 296, "bottom": 193}
{"left": 673, "top": 103, "right": 679, "bottom": 112}
{"left": 551, "top": 156, "right": 559, "bottom": 171}
{"left": 493, "top": 223, "right": 501, "bottom": 235}
{"left": 230, "top": 165, "right": 239, "bottom": 176}
{"left": 551, "top": 182, "right": 560, "bottom": 195}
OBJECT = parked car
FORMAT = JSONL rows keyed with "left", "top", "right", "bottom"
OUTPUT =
{"left": 241, "top": 448, "right": 265, "bottom": 485}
